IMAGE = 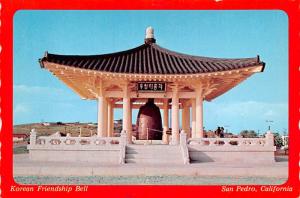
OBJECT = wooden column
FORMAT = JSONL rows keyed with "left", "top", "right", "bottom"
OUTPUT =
{"left": 196, "top": 85, "right": 204, "bottom": 138}
{"left": 102, "top": 98, "right": 108, "bottom": 137}
{"left": 107, "top": 100, "right": 114, "bottom": 137}
{"left": 191, "top": 99, "right": 196, "bottom": 138}
{"left": 129, "top": 102, "right": 132, "bottom": 140}
{"left": 97, "top": 97, "right": 104, "bottom": 136}
{"left": 163, "top": 99, "right": 169, "bottom": 144}
{"left": 123, "top": 83, "right": 132, "bottom": 144}
{"left": 171, "top": 85, "right": 179, "bottom": 145}
{"left": 182, "top": 101, "right": 190, "bottom": 138}
{"left": 97, "top": 80, "right": 105, "bottom": 137}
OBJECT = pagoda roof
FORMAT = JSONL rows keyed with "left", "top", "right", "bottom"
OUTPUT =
{"left": 39, "top": 27, "right": 266, "bottom": 101}
{"left": 40, "top": 43, "right": 265, "bottom": 75}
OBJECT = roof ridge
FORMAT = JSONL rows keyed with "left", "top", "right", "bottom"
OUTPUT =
{"left": 151, "top": 43, "right": 258, "bottom": 62}
{"left": 45, "top": 44, "right": 149, "bottom": 59}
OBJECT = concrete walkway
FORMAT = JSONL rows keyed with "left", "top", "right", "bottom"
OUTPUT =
{"left": 14, "top": 154, "right": 288, "bottom": 178}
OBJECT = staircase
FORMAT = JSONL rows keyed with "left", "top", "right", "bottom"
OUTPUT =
{"left": 125, "top": 144, "right": 184, "bottom": 165}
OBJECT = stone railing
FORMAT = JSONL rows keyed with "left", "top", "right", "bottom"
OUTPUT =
{"left": 27, "top": 129, "right": 127, "bottom": 164}
{"left": 187, "top": 131, "right": 276, "bottom": 163}
{"left": 179, "top": 130, "right": 190, "bottom": 164}
{"left": 28, "top": 129, "right": 123, "bottom": 148}
{"left": 187, "top": 131, "right": 274, "bottom": 148}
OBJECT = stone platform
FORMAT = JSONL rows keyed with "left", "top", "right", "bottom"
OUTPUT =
{"left": 27, "top": 130, "right": 277, "bottom": 165}
{"left": 14, "top": 154, "right": 288, "bottom": 178}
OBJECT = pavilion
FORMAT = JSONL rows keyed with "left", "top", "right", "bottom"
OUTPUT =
{"left": 39, "top": 27, "right": 265, "bottom": 145}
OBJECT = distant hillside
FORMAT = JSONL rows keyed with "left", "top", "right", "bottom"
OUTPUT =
{"left": 13, "top": 122, "right": 98, "bottom": 137}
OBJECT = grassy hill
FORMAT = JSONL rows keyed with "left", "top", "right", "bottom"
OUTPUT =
{"left": 14, "top": 122, "right": 98, "bottom": 137}
{"left": 13, "top": 122, "right": 122, "bottom": 154}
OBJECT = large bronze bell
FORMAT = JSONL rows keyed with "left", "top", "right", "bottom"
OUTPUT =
{"left": 136, "top": 98, "right": 163, "bottom": 140}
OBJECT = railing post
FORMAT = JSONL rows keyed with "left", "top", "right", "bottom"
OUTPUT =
{"left": 120, "top": 130, "right": 127, "bottom": 145}
{"left": 180, "top": 130, "right": 190, "bottom": 164}
{"left": 119, "top": 130, "right": 127, "bottom": 164}
{"left": 224, "top": 139, "right": 229, "bottom": 146}
{"left": 265, "top": 131, "right": 274, "bottom": 146}
{"left": 209, "top": 139, "right": 214, "bottom": 146}
{"left": 180, "top": 130, "right": 187, "bottom": 145}
{"left": 237, "top": 137, "right": 242, "bottom": 146}
{"left": 30, "top": 129, "right": 37, "bottom": 145}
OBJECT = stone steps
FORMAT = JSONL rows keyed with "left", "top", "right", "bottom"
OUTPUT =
{"left": 125, "top": 153, "right": 181, "bottom": 159}
{"left": 125, "top": 159, "right": 181, "bottom": 164}
{"left": 125, "top": 145, "right": 183, "bottom": 164}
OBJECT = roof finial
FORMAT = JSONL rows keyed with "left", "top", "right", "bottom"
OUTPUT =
{"left": 145, "top": 26, "right": 156, "bottom": 44}
{"left": 146, "top": 26, "right": 154, "bottom": 39}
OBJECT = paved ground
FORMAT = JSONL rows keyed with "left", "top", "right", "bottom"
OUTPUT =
{"left": 14, "top": 175, "right": 287, "bottom": 185}
{"left": 14, "top": 153, "right": 288, "bottom": 185}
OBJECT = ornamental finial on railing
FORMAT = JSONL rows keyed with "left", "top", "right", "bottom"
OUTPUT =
{"left": 120, "top": 130, "right": 127, "bottom": 145}
{"left": 121, "top": 130, "right": 126, "bottom": 137}
{"left": 265, "top": 131, "right": 274, "bottom": 146}
{"left": 30, "top": 129, "right": 37, "bottom": 145}
{"left": 119, "top": 130, "right": 127, "bottom": 164}
{"left": 179, "top": 130, "right": 190, "bottom": 164}
{"left": 180, "top": 130, "right": 187, "bottom": 145}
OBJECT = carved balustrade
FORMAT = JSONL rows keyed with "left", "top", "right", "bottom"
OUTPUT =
{"left": 187, "top": 132, "right": 274, "bottom": 147}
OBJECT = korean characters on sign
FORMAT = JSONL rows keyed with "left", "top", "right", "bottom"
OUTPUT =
{"left": 137, "top": 82, "right": 166, "bottom": 92}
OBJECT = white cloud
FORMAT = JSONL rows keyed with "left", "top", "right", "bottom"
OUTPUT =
{"left": 13, "top": 84, "right": 89, "bottom": 124}
{"left": 13, "top": 84, "right": 78, "bottom": 102}
{"left": 14, "top": 104, "right": 28, "bottom": 114}
{"left": 14, "top": 84, "right": 64, "bottom": 95}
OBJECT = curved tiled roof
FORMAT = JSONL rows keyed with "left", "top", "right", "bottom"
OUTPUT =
{"left": 40, "top": 43, "right": 265, "bottom": 74}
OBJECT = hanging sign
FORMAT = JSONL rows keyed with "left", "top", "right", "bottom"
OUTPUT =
{"left": 137, "top": 82, "right": 166, "bottom": 92}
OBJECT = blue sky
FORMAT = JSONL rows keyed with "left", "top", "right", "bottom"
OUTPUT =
{"left": 13, "top": 10, "right": 288, "bottom": 134}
